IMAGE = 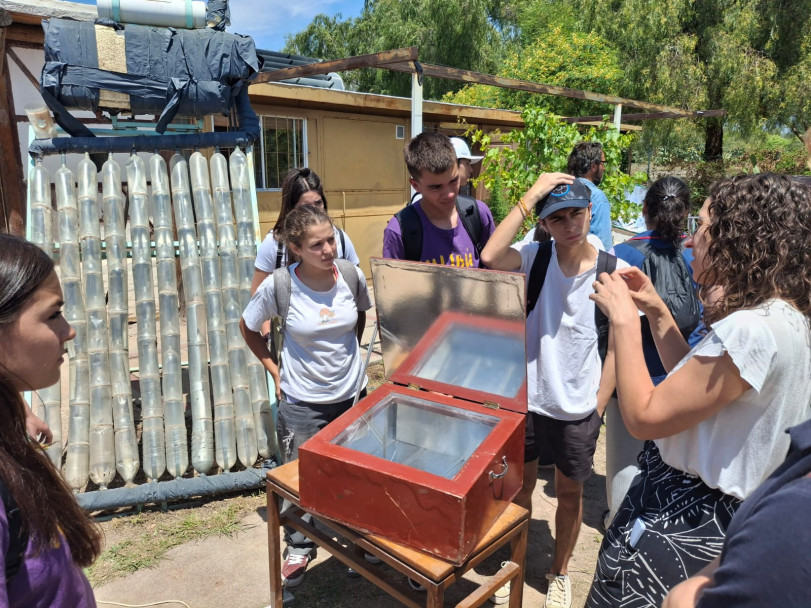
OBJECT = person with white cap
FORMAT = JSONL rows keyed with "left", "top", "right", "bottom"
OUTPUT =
{"left": 450, "top": 137, "right": 483, "bottom": 197}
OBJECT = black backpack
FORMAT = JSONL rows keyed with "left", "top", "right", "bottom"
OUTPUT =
{"left": 0, "top": 478, "right": 27, "bottom": 582}
{"left": 525, "top": 241, "right": 617, "bottom": 364}
{"left": 623, "top": 236, "right": 700, "bottom": 341}
{"left": 394, "top": 195, "right": 485, "bottom": 265}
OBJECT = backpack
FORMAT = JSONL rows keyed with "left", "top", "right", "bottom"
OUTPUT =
{"left": 623, "top": 236, "right": 700, "bottom": 341}
{"left": 0, "top": 478, "right": 27, "bottom": 582}
{"left": 275, "top": 228, "right": 347, "bottom": 269}
{"left": 525, "top": 241, "right": 617, "bottom": 364}
{"left": 268, "top": 258, "right": 361, "bottom": 367}
{"left": 394, "top": 195, "right": 485, "bottom": 265}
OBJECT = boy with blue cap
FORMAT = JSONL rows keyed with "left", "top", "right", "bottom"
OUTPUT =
{"left": 482, "top": 173, "right": 628, "bottom": 608}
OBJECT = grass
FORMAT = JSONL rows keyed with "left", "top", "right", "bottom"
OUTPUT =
{"left": 87, "top": 493, "right": 262, "bottom": 586}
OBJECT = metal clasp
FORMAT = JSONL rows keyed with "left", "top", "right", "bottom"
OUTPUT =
{"left": 488, "top": 456, "right": 508, "bottom": 481}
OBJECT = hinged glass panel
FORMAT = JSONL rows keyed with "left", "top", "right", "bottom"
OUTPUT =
{"left": 332, "top": 392, "right": 499, "bottom": 479}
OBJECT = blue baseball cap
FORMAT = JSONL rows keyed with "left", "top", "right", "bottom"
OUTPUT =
{"left": 536, "top": 178, "right": 591, "bottom": 219}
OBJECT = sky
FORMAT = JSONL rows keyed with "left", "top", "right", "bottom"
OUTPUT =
{"left": 70, "top": 0, "right": 365, "bottom": 51}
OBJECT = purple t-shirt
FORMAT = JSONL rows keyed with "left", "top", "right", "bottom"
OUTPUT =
{"left": 382, "top": 199, "right": 495, "bottom": 268}
{"left": 0, "top": 499, "right": 96, "bottom": 608}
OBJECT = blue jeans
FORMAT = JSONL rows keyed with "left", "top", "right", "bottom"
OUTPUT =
{"left": 277, "top": 390, "right": 366, "bottom": 555}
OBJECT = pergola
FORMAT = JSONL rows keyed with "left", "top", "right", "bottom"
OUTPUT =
{"left": 252, "top": 46, "right": 725, "bottom": 137}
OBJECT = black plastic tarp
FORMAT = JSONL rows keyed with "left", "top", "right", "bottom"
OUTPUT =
{"left": 40, "top": 17, "right": 261, "bottom": 133}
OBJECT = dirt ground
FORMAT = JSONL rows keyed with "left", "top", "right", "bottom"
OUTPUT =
{"left": 91, "top": 385, "right": 609, "bottom": 608}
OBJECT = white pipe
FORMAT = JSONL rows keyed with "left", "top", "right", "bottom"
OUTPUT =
{"left": 78, "top": 153, "right": 116, "bottom": 489}
{"left": 170, "top": 153, "right": 214, "bottom": 475}
{"left": 127, "top": 153, "right": 166, "bottom": 481}
{"left": 97, "top": 0, "right": 206, "bottom": 29}
{"left": 102, "top": 155, "right": 140, "bottom": 484}
{"left": 56, "top": 160, "right": 91, "bottom": 491}
{"left": 150, "top": 154, "right": 189, "bottom": 478}
{"left": 190, "top": 151, "right": 237, "bottom": 472}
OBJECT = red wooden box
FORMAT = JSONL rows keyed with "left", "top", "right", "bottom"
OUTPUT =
{"left": 299, "top": 310, "right": 527, "bottom": 564}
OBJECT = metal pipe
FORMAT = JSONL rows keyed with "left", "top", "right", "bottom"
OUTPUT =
{"left": 170, "top": 153, "right": 214, "bottom": 475}
{"left": 190, "top": 151, "right": 236, "bottom": 471}
{"left": 55, "top": 159, "right": 91, "bottom": 490}
{"left": 127, "top": 153, "right": 166, "bottom": 481}
{"left": 230, "top": 147, "right": 276, "bottom": 459}
{"left": 210, "top": 150, "right": 258, "bottom": 468}
{"left": 150, "top": 153, "right": 188, "bottom": 478}
{"left": 78, "top": 153, "right": 116, "bottom": 489}
{"left": 28, "top": 160, "right": 63, "bottom": 467}
{"left": 76, "top": 463, "right": 274, "bottom": 511}
{"left": 102, "top": 154, "right": 140, "bottom": 483}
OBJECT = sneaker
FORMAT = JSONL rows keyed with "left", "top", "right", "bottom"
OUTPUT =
{"left": 490, "top": 561, "right": 511, "bottom": 605}
{"left": 407, "top": 578, "right": 426, "bottom": 592}
{"left": 281, "top": 553, "right": 311, "bottom": 587}
{"left": 544, "top": 574, "right": 571, "bottom": 608}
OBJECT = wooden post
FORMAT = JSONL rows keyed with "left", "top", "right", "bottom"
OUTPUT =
{"left": 0, "top": 17, "right": 26, "bottom": 236}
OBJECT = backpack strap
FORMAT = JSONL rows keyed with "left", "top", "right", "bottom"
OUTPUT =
{"left": 337, "top": 228, "right": 347, "bottom": 260}
{"left": 595, "top": 250, "right": 618, "bottom": 364}
{"left": 394, "top": 204, "right": 422, "bottom": 262}
{"left": 455, "top": 195, "right": 484, "bottom": 260}
{"left": 0, "top": 478, "right": 27, "bottom": 583}
{"left": 526, "top": 241, "right": 554, "bottom": 316}
{"left": 275, "top": 241, "right": 284, "bottom": 269}
{"left": 334, "top": 258, "right": 360, "bottom": 304}
{"left": 270, "top": 266, "right": 292, "bottom": 367}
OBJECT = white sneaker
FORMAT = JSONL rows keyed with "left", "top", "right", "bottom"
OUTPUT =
{"left": 544, "top": 573, "right": 571, "bottom": 608}
{"left": 490, "top": 561, "right": 511, "bottom": 605}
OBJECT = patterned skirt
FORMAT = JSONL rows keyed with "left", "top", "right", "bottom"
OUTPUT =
{"left": 586, "top": 441, "right": 741, "bottom": 608}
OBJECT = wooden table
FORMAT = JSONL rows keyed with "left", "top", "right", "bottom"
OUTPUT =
{"left": 266, "top": 461, "right": 529, "bottom": 608}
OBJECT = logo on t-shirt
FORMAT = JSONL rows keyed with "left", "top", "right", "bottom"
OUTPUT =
{"left": 319, "top": 307, "right": 336, "bottom": 325}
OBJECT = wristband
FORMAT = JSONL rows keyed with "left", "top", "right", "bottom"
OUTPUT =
{"left": 517, "top": 197, "right": 530, "bottom": 218}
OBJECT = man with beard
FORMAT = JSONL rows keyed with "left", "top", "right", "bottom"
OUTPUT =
{"left": 568, "top": 142, "right": 612, "bottom": 249}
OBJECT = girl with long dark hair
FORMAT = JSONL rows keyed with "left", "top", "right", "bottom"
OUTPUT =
{"left": 0, "top": 234, "right": 102, "bottom": 607}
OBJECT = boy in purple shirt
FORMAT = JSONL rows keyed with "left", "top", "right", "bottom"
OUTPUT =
{"left": 382, "top": 132, "right": 495, "bottom": 267}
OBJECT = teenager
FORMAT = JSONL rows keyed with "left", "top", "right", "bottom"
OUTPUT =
{"left": 603, "top": 176, "right": 700, "bottom": 527}
{"left": 252, "top": 167, "right": 359, "bottom": 290}
{"left": 241, "top": 205, "right": 372, "bottom": 588}
{"left": 383, "top": 132, "right": 495, "bottom": 267}
{"left": 481, "top": 175, "right": 628, "bottom": 608}
{"left": 586, "top": 173, "right": 811, "bottom": 608}
{"left": 0, "top": 234, "right": 102, "bottom": 607}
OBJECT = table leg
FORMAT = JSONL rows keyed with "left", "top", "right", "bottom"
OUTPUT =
{"left": 267, "top": 481, "right": 284, "bottom": 608}
{"left": 427, "top": 582, "right": 445, "bottom": 608}
{"left": 508, "top": 520, "right": 528, "bottom": 608}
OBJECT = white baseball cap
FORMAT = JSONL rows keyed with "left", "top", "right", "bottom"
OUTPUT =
{"left": 450, "top": 137, "right": 484, "bottom": 163}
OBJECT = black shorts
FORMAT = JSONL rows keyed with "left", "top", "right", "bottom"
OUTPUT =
{"left": 524, "top": 409, "right": 602, "bottom": 482}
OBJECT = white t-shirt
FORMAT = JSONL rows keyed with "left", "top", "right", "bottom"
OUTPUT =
{"left": 242, "top": 262, "right": 373, "bottom": 404}
{"left": 254, "top": 228, "right": 361, "bottom": 273}
{"left": 657, "top": 299, "right": 811, "bottom": 499}
{"left": 518, "top": 241, "right": 630, "bottom": 420}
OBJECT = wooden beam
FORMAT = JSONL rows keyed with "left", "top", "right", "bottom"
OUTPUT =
{"left": 385, "top": 61, "right": 694, "bottom": 116}
{"left": 562, "top": 109, "right": 727, "bottom": 122}
{"left": 6, "top": 23, "right": 43, "bottom": 46}
{"left": 0, "top": 55, "right": 26, "bottom": 235}
{"left": 253, "top": 47, "right": 419, "bottom": 85}
{"left": 6, "top": 47, "right": 38, "bottom": 89}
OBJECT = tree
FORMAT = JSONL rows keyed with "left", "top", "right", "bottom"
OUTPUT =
{"left": 575, "top": 0, "right": 810, "bottom": 159}
{"left": 470, "top": 108, "right": 645, "bottom": 226}
{"left": 283, "top": 0, "right": 505, "bottom": 100}
{"left": 445, "top": 26, "right": 624, "bottom": 118}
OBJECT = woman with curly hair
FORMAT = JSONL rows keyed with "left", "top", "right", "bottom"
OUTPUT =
{"left": 585, "top": 174, "right": 811, "bottom": 608}
{"left": 0, "top": 234, "right": 102, "bottom": 607}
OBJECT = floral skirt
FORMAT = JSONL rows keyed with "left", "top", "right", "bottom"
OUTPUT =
{"left": 586, "top": 441, "right": 741, "bottom": 608}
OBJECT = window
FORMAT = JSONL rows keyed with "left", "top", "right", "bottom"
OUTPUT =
{"left": 256, "top": 116, "right": 306, "bottom": 189}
